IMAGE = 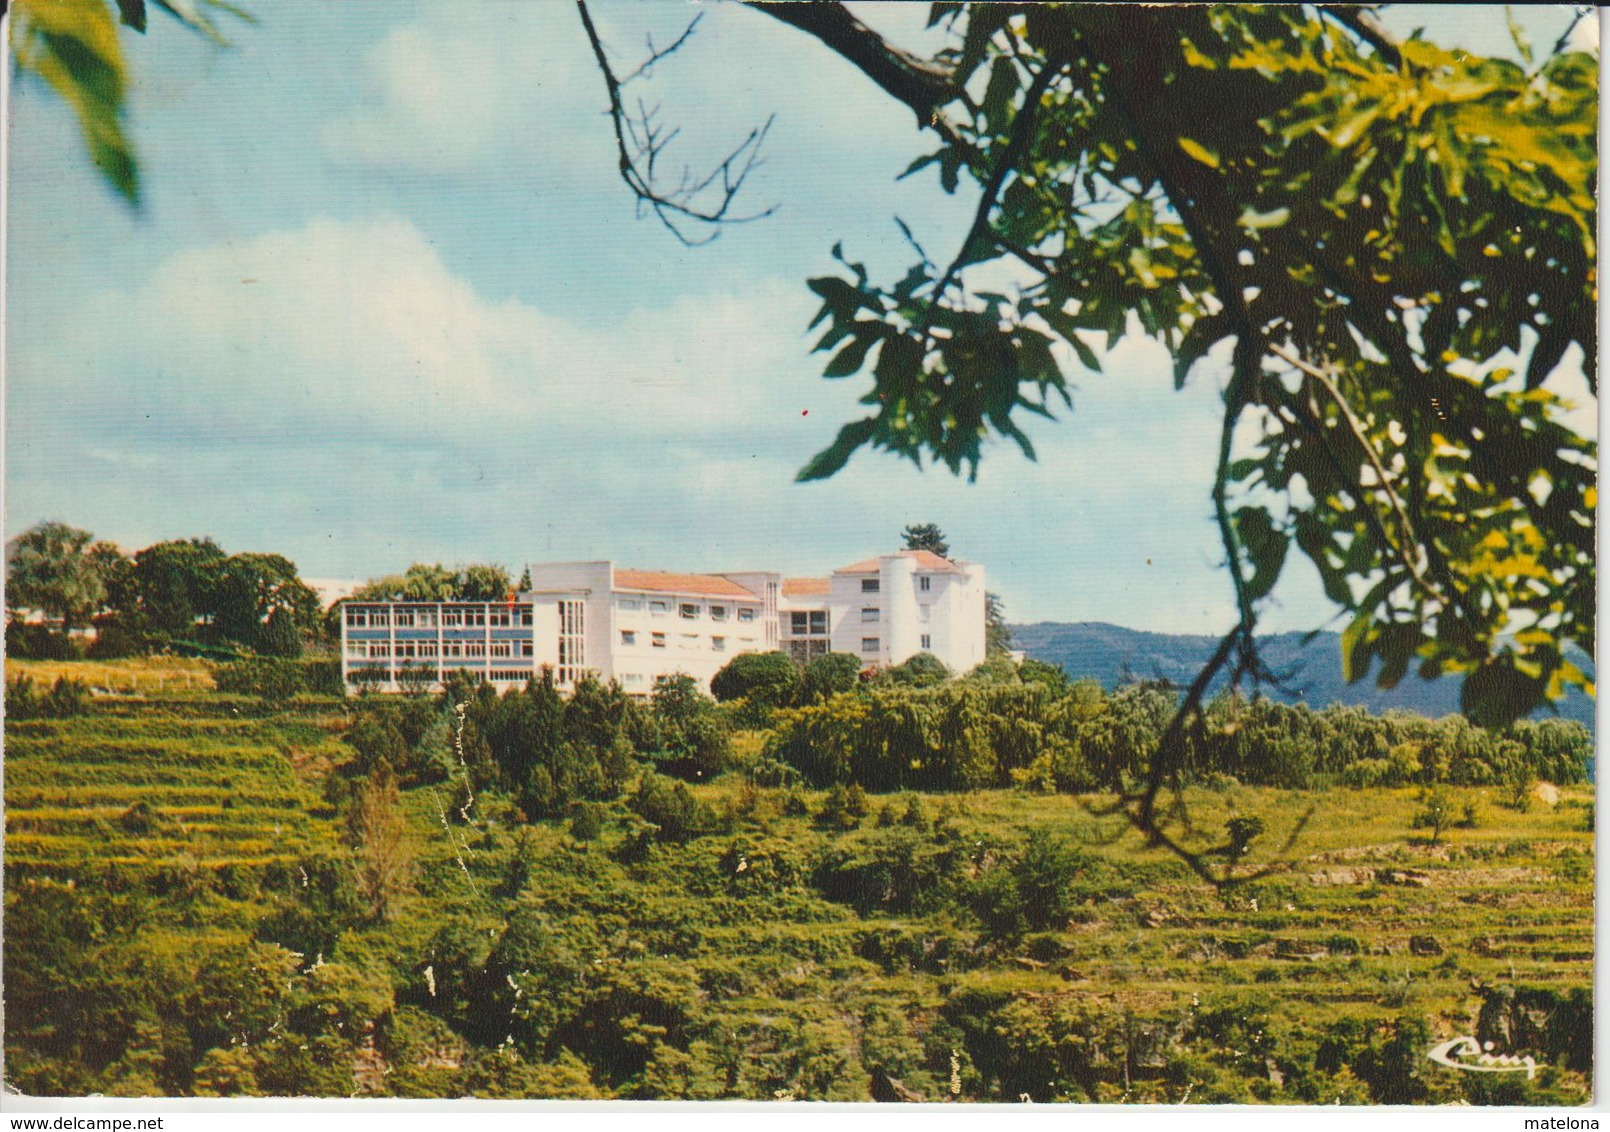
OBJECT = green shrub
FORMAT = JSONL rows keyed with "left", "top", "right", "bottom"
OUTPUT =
{"left": 214, "top": 659, "right": 305, "bottom": 703}
{"left": 6, "top": 676, "right": 91, "bottom": 721}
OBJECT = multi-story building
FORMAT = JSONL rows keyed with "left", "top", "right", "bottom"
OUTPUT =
{"left": 339, "top": 550, "right": 984, "bottom": 695}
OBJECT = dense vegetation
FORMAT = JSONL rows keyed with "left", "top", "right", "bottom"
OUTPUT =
{"left": 2, "top": 654, "right": 1593, "bottom": 1102}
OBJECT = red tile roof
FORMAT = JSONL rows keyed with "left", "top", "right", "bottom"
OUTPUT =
{"left": 782, "top": 577, "right": 830, "bottom": 597}
{"left": 614, "top": 569, "right": 759, "bottom": 599}
{"left": 836, "top": 550, "right": 962, "bottom": 575}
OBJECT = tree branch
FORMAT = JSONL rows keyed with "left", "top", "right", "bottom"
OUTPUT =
{"left": 745, "top": 2, "right": 956, "bottom": 126}
{"left": 1320, "top": 6, "right": 1403, "bottom": 69}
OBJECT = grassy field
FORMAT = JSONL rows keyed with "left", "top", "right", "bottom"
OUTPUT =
{"left": 8, "top": 656, "right": 218, "bottom": 694}
{"left": 2, "top": 698, "right": 1594, "bottom": 1102}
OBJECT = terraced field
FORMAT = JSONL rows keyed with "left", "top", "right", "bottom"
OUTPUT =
{"left": 2, "top": 696, "right": 1593, "bottom": 1102}
{"left": 4, "top": 712, "right": 345, "bottom": 880}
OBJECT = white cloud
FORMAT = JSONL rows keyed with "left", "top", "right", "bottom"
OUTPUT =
{"left": 321, "top": 5, "right": 609, "bottom": 175}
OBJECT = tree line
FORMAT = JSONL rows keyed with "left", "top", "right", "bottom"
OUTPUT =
{"left": 3, "top": 520, "right": 513, "bottom": 663}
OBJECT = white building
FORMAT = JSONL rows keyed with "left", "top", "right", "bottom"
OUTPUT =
{"left": 339, "top": 551, "right": 984, "bottom": 695}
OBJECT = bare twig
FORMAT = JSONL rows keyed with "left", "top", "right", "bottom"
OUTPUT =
{"left": 577, "top": 1, "right": 776, "bottom": 245}
{"left": 621, "top": 13, "right": 703, "bottom": 85}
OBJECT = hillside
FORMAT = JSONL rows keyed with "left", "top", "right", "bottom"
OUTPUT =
{"left": 1012, "top": 622, "right": 1597, "bottom": 730}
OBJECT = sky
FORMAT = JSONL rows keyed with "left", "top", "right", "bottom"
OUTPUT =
{"left": 4, "top": 3, "right": 1598, "bottom": 632}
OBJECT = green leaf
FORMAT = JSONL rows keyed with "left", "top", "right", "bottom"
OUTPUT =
{"left": 13, "top": 0, "right": 139, "bottom": 204}
{"left": 1176, "top": 136, "right": 1220, "bottom": 169}
{"left": 1233, "top": 507, "right": 1288, "bottom": 602}
{"left": 797, "top": 418, "right": 879, "bottom": 482}
{"left": 116, "top": 0, "right": 148, "bottom": 32}
{"left": 1339, "top": 608, "right": 1373, "bottom": 685}
{"left": 1237, "top": 206, "right": 1291, "bottom": 231}
{"left": 822, "top": 332, "right": 878, "bottom": 378}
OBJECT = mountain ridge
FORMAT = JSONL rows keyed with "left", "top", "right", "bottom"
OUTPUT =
{"left": 1011, "top": 620, "right": 1596, "bottom": 731}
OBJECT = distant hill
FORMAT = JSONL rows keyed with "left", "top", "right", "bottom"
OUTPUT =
{"left": 1011, "top": 621, "right": 1597, "bottom": 731}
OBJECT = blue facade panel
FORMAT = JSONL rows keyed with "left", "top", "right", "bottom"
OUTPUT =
{"left": 491, "top": 629, "right": 533, "bottom": 641}
{"left": 348, "top": 629, "right": 391, "bottom": 641}
{"left": 394, "top": 630, "right": 437, "bottom": 641}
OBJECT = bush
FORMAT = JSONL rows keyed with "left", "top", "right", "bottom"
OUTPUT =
{"left": 5, "top": 621, "right": 81, "bottom": 660}
{"left": 971, "top": 830, "right": 1091, "bottom": 940}
{"left": 885, "top": 652, "right": 952, "bottom": 687}
{"left": 801, "top": 652, "right": 863, "bottom": 703}
{"left": 6, "top": 676, "right": 90, "bottom": 721}
{"left": 710, "top": 651, "right": 801, "bottom": 709}
{"left": 628, "top": 771, "right": 707, "bottom": 843}
{"left": 302, "top": 659, "right": 344, "bottom": 696}
{"left": 214, "top": 659, "right": 305, "bottom": 703}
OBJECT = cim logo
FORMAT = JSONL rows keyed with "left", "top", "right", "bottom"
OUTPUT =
{"left": 1426, "top": 1035, "right": 1538, "bottom": 1079}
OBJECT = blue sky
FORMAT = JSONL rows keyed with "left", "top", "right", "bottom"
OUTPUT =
{"left": 5, "top": 3, "right": 1596, "bottom": 631}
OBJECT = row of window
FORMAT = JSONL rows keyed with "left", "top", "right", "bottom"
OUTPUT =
{"left": 345, "top": 666, "right": 531, "bottom": 684}
{"left": 348, "top": 640, "right": 535, "bottom": 660}
{"left": 617, "top": 597, "right": 759, "bottom": 623}
{"left": 346, "top": 606, "right": 533, "bottom": 629}
{"left": 621, "top": 629, "right": 754, "bottom": 653}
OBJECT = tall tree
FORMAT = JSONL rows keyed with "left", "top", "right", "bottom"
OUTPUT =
{"left": 345, "top": 759, "right": 411, "bottom": 923}
{"left": 212, "top": 553, "right": 320, "bottom": 650}
{"left": 5, "top": 522, "right": 109, "bottom": 633}
{"left": 457, "top": 564, "right": 513, "bottom": 603}
{"left": 134, "top": 538, "right": 226, "bottom": 638}
{"left": 984, "top": 592, "right": 1012, "bottom": 656}
{"left": 900, "top": 524, "right": 950, "bottom": 558}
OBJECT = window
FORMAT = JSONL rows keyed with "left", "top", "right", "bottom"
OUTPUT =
{"left": 621, "top": 630, "right": 637, "bottom": 646}
{"left": 396, "top": 642, "right": 416, "bottom": 659}
{"left": 557, "top": 600, "right": 586, "bottom": 685}
{"left": 443, "top": 609, "right": 464, "bottom": 627}
{"left": 737, "top": 607, "right": 756, "bottom": 622}
{"left": 861, "top": 578, "right": 880, "bottom": 593}
{"left": 650, "top": 600, "right": 670, "bottom": 616}
{"left": 369, "top": 611, "right": 390, "bottom": 628}
{"left": 919, "top": 575, "right": 931, "bottom": 592}
{"left": 861, "top": 638, "right": 880, "bottom": 653}
{"left": 792, "top": 611, "right": 828, "bottom": 635}
{"left": 713, "top": 636, "right": 727, "bottom": 652}
{"left": 395, "top": 610, "right": 415, "bottom": 628}
{"left": 418, "top": 641, "right": 439, "bottom": 659}
{"left": 369, "top": 643, "right": 390, "bottom": 659}
{"left": 490, "top": 609, "right": 512, "bottom": 627}
{"left": 680, "top": 603, "right": 700, "bottom": 619}
{"left": 346, "top": 641, "right": 368, "bottom": 658}
{"left": 651, "top": 632, "right": 667, "bottom": 649}
{"left": 415, "top": 609, "right": 437, "bottom": 629}
{"left": 624, "top": 673, "right": 645, "bottom": 687}
{"left": 468, "top": 609, "right": 486, "bottom": 627}
{"left": 519, "top": 608, "right": 533, "bottom": 626}
{"left": 921, "top": 634, "right": 931, "bottom": 650}
{"left": 710, "top": 605, "right": 728, "bottom": 621}
{"left": 346, "top": 609, "right": 367, "bottom": 628}
{"left": 520, "top": 641, "right": 534, "bottom": 657}
{"left": 466, "top": 642, "right": 487, "bottom": 658}
{"left": 861, "top": 607, "right": 879, "bottom": 623}
{"left": 618, "top": 598, "right": 642, "bottom": 612}
{"left": 443, "top": 642, "right": 463, "bottom": 658}
{"left": 679, "top": 633, "right": 699, "bottom": 650}
{"left": 491, "top": 641, "right": 513, "bottom": 658}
